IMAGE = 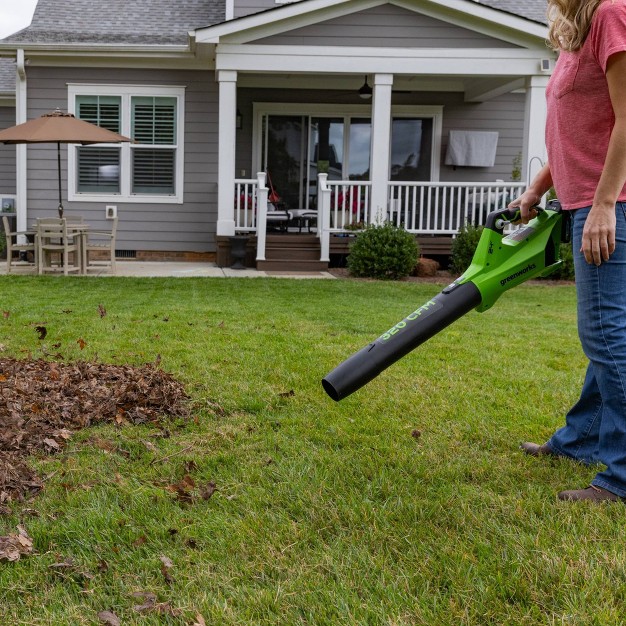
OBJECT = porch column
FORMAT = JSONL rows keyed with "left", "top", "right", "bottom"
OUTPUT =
{"left": 217, "top": 70, "right": 238, "bottom": 237}
{"left": 369, "top": 73, "right": 393, "bottom": 224}
{"left": 522, "top": 75, "right": 549, "bottom": 183}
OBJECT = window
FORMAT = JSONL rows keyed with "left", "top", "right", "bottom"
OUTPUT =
{"left": 68, "top": 85, "right": 185, "bottom": 204}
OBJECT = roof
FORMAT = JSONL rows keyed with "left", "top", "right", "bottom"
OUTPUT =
{"left": 0, "top": 0, "right": 547, "bottom": 47}
{"left": 474, "top": 0, "right": 547, "bottom": 25}
{"left": 1, "top": 0, "right": 225, "bottom": 46}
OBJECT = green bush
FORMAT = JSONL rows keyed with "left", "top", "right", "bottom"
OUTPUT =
{"left": 347, "top": 223, "right": 419, "bottom": 280}
{"left": 450, "top": 223, "right": 483, "bottom": 275}
{"left": 546, "top": 242, "right": 575, "bottom": 281}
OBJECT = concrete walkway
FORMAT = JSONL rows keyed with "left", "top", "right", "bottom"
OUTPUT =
{"left": 0, "top": 260, "right": 337, "bottom": 279}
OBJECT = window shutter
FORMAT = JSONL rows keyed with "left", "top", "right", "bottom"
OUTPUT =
{"left": 132, "top": 97, "right": 176, "bottom": 145}
{"left": 132, "top": 149, "right": 175, "bottom": 194}
{"left": 77, "top": 147, "right": 121, "bottom": 192}
{"left": 76, "top": 96, "right": 121, "bottom": 133}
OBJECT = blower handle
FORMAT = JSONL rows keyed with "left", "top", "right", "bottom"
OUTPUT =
{"left": 486, "top": 205, "right": 544, "bottom": 232}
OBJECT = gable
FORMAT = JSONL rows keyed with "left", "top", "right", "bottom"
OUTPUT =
{"left": 251, "top": 4, "right": 520, "bottom": 49}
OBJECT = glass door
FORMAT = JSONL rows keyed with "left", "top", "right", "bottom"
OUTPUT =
{"left": 262, "top": 114, "right": 371, "bottom": 211}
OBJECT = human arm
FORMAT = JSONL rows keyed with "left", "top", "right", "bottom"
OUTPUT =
{"left": 583, "top": 51, "right": 626, "bottom": 265}
{"left": 508, "top": 163, "right": 554, "bottom": 224}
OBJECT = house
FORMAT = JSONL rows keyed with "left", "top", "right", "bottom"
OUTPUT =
{"left": 0, "top": 0, "right": 553, "bottom": 269}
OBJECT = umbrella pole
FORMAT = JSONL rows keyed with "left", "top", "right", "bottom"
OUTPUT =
{"left": 57, "top": 141, "right": 63, "bottom": 218}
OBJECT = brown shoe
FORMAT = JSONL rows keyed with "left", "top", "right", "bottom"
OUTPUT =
{"left": 558, "top": 485, "right": 624, "bottom": 502}
{"left": 520, "top": 442, "right": 557, "bottom": 457}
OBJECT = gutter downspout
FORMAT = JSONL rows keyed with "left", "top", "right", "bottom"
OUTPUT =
{"left": 16, "top": 49, "right": 27, "bottom": 234}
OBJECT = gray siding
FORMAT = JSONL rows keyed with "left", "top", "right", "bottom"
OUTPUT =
{"left": 232, "top": 0, "right": 548, "bottom": 25}
{"left": 254, "top": 5, "right": 519, "bottom": 48}
{"left": 0, "top": 106, "right": 16, "bottom": 195}
{"left": 236, "top": 88, "right": 525, "bottom": 184}
{"left": 25, "top": 67, "right": 217, "bottom": 253}
{"left": 233, "top": 0, "right": 277, "bottom": 19}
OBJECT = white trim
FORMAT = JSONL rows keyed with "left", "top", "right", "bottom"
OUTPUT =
{"left": 195, "top": 0, "right": 547, "bottom": 45}
{"left": 215, "top": 44, "right": 550, "bottom": 76}
{"left": 67, "top": 84, "right": 185, "bottom": 204}
{"left": 225, "top": 0, "right": 234, "bottom": 21}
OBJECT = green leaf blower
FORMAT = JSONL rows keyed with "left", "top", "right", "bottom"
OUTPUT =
{"left": 322, "top": 200, "right": 571, "bottom": 401}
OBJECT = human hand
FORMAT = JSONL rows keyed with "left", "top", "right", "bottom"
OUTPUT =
{"left": 507, "top": 190, "right": 541, "bottom": 224}
{"left": 581, "top": 206, "right": 616, "bottom": 265}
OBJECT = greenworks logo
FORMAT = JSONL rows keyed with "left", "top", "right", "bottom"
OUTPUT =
{"left": 500, "top": 263, "right": 536, "bottom": 286}
{"left": 380, "top": 299, "right": 441, "bottom": 341}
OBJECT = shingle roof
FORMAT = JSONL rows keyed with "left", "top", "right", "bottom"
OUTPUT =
{"left": 0, "top": 0, "right": 546, "bottom": 47}
{"left": 0, "top": 58, "right": 15, "bottom": 93}
{"left": 2, "top": 0, "right": 225, "bottom": 46}
{"left": 475, "top": 0, "right": 548, "bottom": 25}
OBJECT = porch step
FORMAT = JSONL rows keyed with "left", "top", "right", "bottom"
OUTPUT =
{"left": 257, "top": 233, "right": 328, "bottom": 272}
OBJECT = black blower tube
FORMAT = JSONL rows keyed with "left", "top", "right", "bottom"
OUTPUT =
{"left": 322, "top": 281, "right": 482, "bottom": 401}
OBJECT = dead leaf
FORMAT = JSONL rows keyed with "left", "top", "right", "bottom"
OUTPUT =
{"left": 35, "top": 326, "right": 47, "bottom": 340}
{"left": 279, "top": 389, "right": 295, "bottom": 397}
{"left": 98, "top": 304, "right": 107, "bottom": 318}
{"left": 132, "top": 535, "right": 147, "bottom": 548}
{"left": 2, "top": 311, "right": 9, "bottom": 319}
{"left": 160, "top": 555, "right": 174, "bottom": 584}
{"left": 97, "top": 610, "right": 120, "bottom": 626}
{"left": 193, "top": 614, "right": 207, "bottom": 626}
{"left": 131, "top": 591, "right": 157, "bottom": 612}
{"left": 77, "top": 338, "right": 87, "bottom": 350}
{"left": 43, "top": 438, "right": 60, "bottom": 451}
{"left": 0, "top": 526, "right": 33, "bottom": 561}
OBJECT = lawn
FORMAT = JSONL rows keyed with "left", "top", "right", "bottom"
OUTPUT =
{"left": 0, "top": 275, "right": 623, "bottom": 626}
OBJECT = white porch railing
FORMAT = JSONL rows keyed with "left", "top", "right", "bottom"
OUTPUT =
{"left": 387, "top": 181, "right": 528, "bottom": 234}
{"left": 236, "top": 176, "right": 528, "bottom": 264}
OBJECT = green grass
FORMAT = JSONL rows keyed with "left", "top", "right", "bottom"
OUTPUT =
{"left": 0, "top": 275, "right": 622, "bottom": 626}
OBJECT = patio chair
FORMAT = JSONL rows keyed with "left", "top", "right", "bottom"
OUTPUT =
{"left": 2, "top": 215, "right": 36, "bottom": 273}
{"left": 37, "top": 218, "right": 81, "bottom": 275}
{"left": 85, "top": 217, "right": 117, "bottom": 274}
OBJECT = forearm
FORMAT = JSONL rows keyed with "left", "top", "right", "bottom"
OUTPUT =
{"left": 526, "top": 163, "right": 554, "bottom": 202}
{"left": 593, "top": 117, "right": 626, "bottom": 210}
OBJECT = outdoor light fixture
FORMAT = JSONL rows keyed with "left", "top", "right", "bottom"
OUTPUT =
{"left": 236, "top": 109, "right": 243, "bottom": 129}
{"left": 358, "top": 75, "right": 372, "bottom": 100}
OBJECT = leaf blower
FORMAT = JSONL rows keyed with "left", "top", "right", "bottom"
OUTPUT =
{"left": 322, "top": 199, "right": 570, "bottom": 401}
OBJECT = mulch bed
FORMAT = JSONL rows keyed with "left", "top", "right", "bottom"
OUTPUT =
{"left": 0, "top": 358, "right": 190, "bottom": 513}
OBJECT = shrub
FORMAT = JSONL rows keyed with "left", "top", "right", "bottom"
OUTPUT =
{"left": 347, "top": 223, "right": 419, "bottom": 280}
{"left": 546, "top": 242, "right": 575, "bottom": 281}
{"left": 450, "top": 223, "right": 483, "bottom": 275}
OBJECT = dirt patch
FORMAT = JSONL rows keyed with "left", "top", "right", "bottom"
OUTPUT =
{"left": 0, "top": 358, "right": 190, "bottom": 512}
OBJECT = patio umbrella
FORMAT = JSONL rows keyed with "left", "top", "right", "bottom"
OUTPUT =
{"left": 0, "top": 109, "right": 131, "bottom": 217}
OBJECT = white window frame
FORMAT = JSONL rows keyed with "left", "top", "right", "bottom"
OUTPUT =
{"left": 67, "top": 84, "right": 185, "bottom": 204}
{"left": 252, "top": 103, "right": 443, "bottom": 182}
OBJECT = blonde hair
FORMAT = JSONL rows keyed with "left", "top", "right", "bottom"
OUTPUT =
{"left": 547, "top": 0, "right": 605, "bottom": 51}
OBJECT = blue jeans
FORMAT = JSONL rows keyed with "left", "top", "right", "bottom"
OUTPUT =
{"left": 548, "top": 203, "right": 626, "bottom": 497}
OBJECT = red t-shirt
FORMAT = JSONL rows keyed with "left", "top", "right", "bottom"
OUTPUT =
{"left": 545, "top": 0, "right": 626, "bottom": 210}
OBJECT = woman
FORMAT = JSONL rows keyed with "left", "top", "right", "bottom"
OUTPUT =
{"left": 515, "top": 0, "right": 626, "bottom": 502}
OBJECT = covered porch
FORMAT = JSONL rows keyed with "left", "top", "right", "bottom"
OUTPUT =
{"left": 222, "top": 173, "right": 527, "bottom": 269}
{"left": 196, "top": 0, "right": 552, "bottom": 269}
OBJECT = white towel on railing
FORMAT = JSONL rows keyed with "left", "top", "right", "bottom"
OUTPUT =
{"left": 445, "top": 130, "right": 499, "bottom": 167}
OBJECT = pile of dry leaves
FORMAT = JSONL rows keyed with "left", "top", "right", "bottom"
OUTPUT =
{"left": 0, "top": 358, "right": 190, "bottom": 513}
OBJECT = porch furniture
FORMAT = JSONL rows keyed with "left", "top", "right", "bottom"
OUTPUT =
{"left": 290, "top": 209, "right": 318, "bottom": 233}
{"left": 84, "top": 217, "right": 117, "bottom": 274}
{"left": 266, "top": 208, "right": 292, "bottom": 232}
{"left": 2, "top": 215, "right": 36, "bottom": 273}
{"left": 36, "top": 218, "right": 82, "bottom": 275}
